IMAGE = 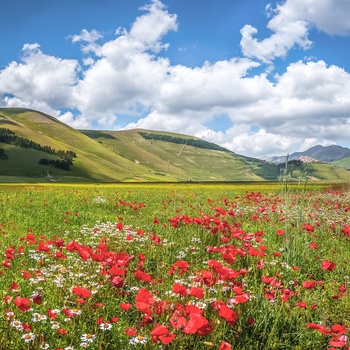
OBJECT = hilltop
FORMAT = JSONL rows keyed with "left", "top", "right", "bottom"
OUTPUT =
{"left": 0, "top": 108, "right": 349, "bottom": 183}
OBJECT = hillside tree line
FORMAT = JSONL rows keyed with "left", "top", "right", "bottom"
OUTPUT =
{"left": 138, "top": 132, "right": 231, "bottom": 152}
{"left": 0, "top": 127, "right": 76, "bottom": 170}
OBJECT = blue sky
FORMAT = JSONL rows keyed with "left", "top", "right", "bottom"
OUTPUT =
{"left": 1, "top": 0, "right": 350, "bottom": 158}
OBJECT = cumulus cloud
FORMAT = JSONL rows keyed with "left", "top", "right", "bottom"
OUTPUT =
{"left": 240, "top": 0, "right": 350, "bottom": 63}
{"left": 0, "top": 43, "right": 79, "bottom": 108}
{"left": 69, "top": 29, "right": 103, "bottom": 54}
{"left": 0, "top": 0, "right": 350, "bottom": 158}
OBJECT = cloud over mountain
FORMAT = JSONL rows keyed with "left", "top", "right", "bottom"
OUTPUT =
{"left": 0, "top": 0, "right": 350, "bottom": 158}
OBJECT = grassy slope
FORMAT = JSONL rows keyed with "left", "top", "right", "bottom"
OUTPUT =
{"left": 280, "top": 162, "right": 350, "bottom": 182}
{"left": 0, "top": 108, "right": 349, "bottom": 182}
{"left": 331, "top": 157, "right": 350, "bottom": 170}
{"left": 0, "top": 108, "right": 149, "bottom": 182}
{"left": 81, "top": 129, "right": 280, "bottom": 181}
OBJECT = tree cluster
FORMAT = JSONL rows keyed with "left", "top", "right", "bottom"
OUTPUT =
{"left": 138, "top": 132, "right": 230, "bottom": 152}
{"left": 0, "top": 148, "right": 8, "bottom": 159}
{"left": 38, "top": 158, "right": 70, "bottom": 170}
{"left": 0, "top": 128, "right": 76, "bottom": 164}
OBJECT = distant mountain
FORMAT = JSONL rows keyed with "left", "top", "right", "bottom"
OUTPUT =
{"left": 268, "top": 145, "right": 350, "bottom": 164}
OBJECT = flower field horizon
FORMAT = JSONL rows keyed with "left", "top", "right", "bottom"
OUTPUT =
{"left": 1, "top": 182, "right": 350, "bottom": 349}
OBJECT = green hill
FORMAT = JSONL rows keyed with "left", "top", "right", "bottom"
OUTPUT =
{"left": 0, "top": 108, "right": 349, "bottom": 183}
{"left": 0, "top": 108, "right": 151, "bottom": 182}
{"left": 80, "top": 128, "right": 279, "bottom": 182}
{"left": 331, "top": 157, "right": 350, "bottom": 170}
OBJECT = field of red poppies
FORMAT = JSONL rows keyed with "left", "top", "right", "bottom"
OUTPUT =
{"left": 0, "top": 182, "right": 349, "bottom": 350}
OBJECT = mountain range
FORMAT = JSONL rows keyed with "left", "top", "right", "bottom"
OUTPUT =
{"left": 266, "top": 145, "right": 350, "bottom": 164}
{"left": 0, "top": 108, "right": 349, "bottom": 183}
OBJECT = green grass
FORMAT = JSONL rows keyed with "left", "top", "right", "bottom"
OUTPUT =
{"left": 331, "top": 157, "right": 350, "bottom": 170}
{"left": 1, "top": 108, "right": 350, "bottom": 183}
{"left": 0, "top": 183, "right": 349, "bottom": 349}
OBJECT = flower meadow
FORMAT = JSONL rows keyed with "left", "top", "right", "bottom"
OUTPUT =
{"left": 0, "top": 182, "right": 350, "bottom": 350}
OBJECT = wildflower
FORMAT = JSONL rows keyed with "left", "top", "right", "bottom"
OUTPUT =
{"left": 73, "top": 287, "right": 91, "bottom": 298}
{"left": 14, "top": 296, "right": 31, "bottom": 312}
{"left": 120, "top": 303, "right": 132, "bottom": 311}
{"left": 129, "top": 336, "right": 148, "bottom": 345}
{"left": 40, "top": 343, "right": 50, "bottom": 349}
{"left": 150, "top": 323, "right": 176, "bottom": 344}
{"left": 218, "top": 341, "right": 232, "bottom": 350}
{"left": 51, "top": 321, "right": 60, "bottom": 329}
{"left": 194, "top": 301, "right": 207, "bottom": 310}
{"left": 58, "top": 328, "right": 68, "bottom": 335}
{"left": 32, "top": 312, "right": 47, "bottom": 322}
{"left": 99, "top": 322, "right": 112, "bottom": 331}
{"left": 31, "top": 292, "right": 43, "bottom": 305}
{"left": 183, "top": 313, "right": 212, "bottom": 335}
{"left": 10, "top": 320, "right": 23, "bottom": 330}
{"left": 188, "top": 287, "right": 204, "bottom": 299}
{"left": 81, "top": 333, "right": 96, "bottom": 343}
{"left": 21, "top": 332, "right": 35, "bottom": 342}
{"left": 321, "top": 260, "right": 336, "bottom": 271}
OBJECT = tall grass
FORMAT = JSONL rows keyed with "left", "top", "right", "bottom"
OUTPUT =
{"left": 0, "top": 183, "right": 349, "bottom": 349}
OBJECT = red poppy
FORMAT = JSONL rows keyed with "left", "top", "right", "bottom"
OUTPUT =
{"left": 10, "top": 282, "right": 18, "bottom": 290}
{"left": 321, "top": 260, "right": 336, "bottom": 271}
{"left": 150, "top": 324, "right": 176, "bottom": 344}
{"left": 183, "top": 313, "right": 212, "bottom": 335}
{"left": 135, "top": 288, "right": 154, "bottom": 304}
{"left": 2, "top": 260, "right": 10, "bottom": 268}
{"left": 176, "top": 260, "right": 189, "bottom": 272}
{"left": 276, "top": 229, "right": 285, "bottom": 236}
{"left": 173, "top": 283, "right": 188, "bottom": 297}
{"left": 330, "top": 324, "right": 347, "bottom": 335}
{"left": 120, "top": 303, "right": 132, "bottom": 311}
{"left": 134, "top": 270, "right": 152, "bottom": 282}
{"left": 112, "top": 276, "right": 124, "bottom": 288}
{"left": 218, "top": 341, "right": 232, "bottom": 350}
{"left": 73, "top": 287, "right": 91, "bottom": 298}
{"left": 135, "top": 288, "right": 154, "bottom": 315}
{"left": 170, "top": 310, "right": 187, "bottom": 329}
{"left": 307, "top": 323, "right": 329, "bottom": 335}
{"left": 109, "top": 266, "right": 126, "bottom": 276}
{"left": 309, "top": 242, "right": 318, "bottom": 249}
{"left": 329, "top": 338, "right": 347, "bottom": 348}
{"left": 219, "top": 303, "right": 238, "bottom": 327}
{"left": 58, "top": 328, "right": 68, "bottom": 335}
{"left": 14, "top": 296, "right": 30, "bottom": 312}
{"left": 22, "top": 322, "right": 31, "bottom": 332}
{"left": 302, "top": 223, "right": 314, "bottom": 232}
{"left": 124, "top": 328, "right": 137, "bottom": 336}
{"left": 188, "top": 287, "right": 204, "bottom": 299}
{"left": 302, "top": 280, "right": 317, "bottom": 289}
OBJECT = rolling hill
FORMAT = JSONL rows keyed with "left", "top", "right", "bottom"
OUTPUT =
{"left": 0, "top": 108, "right": 349, "bottom": 183}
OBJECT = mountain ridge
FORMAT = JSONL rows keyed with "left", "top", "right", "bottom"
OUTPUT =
{"left": 267, "top": 145, "right": 350, "bottom": 164}
{"left": 0, "top": 107, "right": 349, "bottom": 182}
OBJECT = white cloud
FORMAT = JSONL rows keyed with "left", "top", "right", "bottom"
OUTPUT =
{"left": 69, "top": 29, "right": 103, "bottom": 54}
{"left": 240, "top": 0, "right": 350, "bottom": 63}
{"left": 1, "top": 0, "right": 350, "bottom": 158}
{"left": 130, "top": 0, "right": 177, "bottom": 50}
{"left": 0, "top": 44, "right": 79, "bottom": 108}
{"left": 240, "top": 21, "right": 310, "bottom": 63}
{"left": 279, "top": 0, "right": 350, "bottom": 36}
